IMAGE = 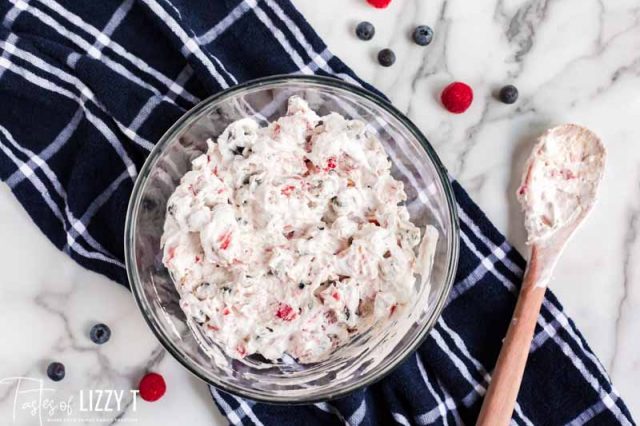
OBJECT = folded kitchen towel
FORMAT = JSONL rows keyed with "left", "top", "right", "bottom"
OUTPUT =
{"left": 0, "top": 0, "right": 634, "bottom": 424}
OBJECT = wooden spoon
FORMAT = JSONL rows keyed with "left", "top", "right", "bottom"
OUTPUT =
{"left": 476, "top": 124, "right": 606, "bottom": 426}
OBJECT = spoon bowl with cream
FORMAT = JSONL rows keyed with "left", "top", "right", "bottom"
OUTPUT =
{"left": 518, "top": 124, "right": 606, "bottom": 249}
{"left": 477, "top": 124, "right": 606, "bottom": 425}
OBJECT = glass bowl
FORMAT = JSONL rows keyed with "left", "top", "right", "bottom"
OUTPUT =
{"left": 125, "top": 75, "right": 459, "bottom": 403}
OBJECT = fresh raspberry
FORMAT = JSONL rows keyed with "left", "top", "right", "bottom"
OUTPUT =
{"left": 323, "top": 157, "right": 337, "bottom": 172}
{"left": 367, "top": 0, "right": 391, "bottom": 9}
{"left": 218, "top": 231, "right": 232, "bottom": 250}
{"left": 440, "top": 82, "right": 473, "bottom": 114}
{"left": 236, "top": 345, "right": 247, "bottom": 357}
{"left": 389, "top": 304, "right": 398, "bottom": 316}
{"left": 281, "top": 185, "right": 296, "bottom": 196}
{"left": 138, "top": 373, "right": 166, "bottom": 402}
{"left": 275, "top": 303, "right": 296, "bottom": 321}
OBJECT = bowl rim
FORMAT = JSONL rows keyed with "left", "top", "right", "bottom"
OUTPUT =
{"left": 125, "top": 74, "right": 460, "bottom": 404}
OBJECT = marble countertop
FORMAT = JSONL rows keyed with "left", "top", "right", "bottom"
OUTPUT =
{"left": 1, "top": 0, "right": 638, "bottom": 424}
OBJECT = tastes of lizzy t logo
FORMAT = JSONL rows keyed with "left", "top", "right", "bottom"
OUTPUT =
{"left": 0, "top": 377, "right": 140, "bottom": 424}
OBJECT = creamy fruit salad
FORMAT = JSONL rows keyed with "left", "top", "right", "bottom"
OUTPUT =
{"left": 161, "top": 96, "right": 438, "bottom": 363}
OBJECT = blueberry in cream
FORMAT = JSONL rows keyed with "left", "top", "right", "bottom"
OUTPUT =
{"left": 161, "top": 96, "right": 438, "bottom": 363}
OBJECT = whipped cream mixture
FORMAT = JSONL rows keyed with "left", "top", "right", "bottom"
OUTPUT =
{"left": 517, "top": 124, "right": 605, "bottom": 244}
{"left": 161, "top": 97, "right": 437, "bottom": 363}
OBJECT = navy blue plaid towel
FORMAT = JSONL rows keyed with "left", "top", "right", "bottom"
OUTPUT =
{"left": 0, "top": 0, "right": 634, "bottom": 425}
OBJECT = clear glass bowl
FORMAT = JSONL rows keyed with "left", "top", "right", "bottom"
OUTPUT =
{"left": 125, "top": 75, "right": 459, "bottom": 403}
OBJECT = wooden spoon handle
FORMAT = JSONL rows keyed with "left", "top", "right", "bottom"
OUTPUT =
{"left": 476, "top": 247, "right": 547, "bottom": 426}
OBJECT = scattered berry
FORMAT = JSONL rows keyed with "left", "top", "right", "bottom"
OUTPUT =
{"left": 138, "top": 373, "right": 166, "bottom": 402}
{"left": 367, "top": 0, "right": 391, "bottom": 9}
{"left": 441, "top": 82, "right": 474, "bottom": 114}
{"left": 377, "top": 48, "right": 396, "bottom": 67}
{"left": 499, "top": 85, "right": 519, "bottom": 104}
{"left": 89, "top": 323, "right": 111, "bottom": 344}
{"left": 47, "top": 362, "right": 65, "bottom": 382}
{"left": 412, "top": 25, "right": 433, "bottom": 46}
{"left": 355, "top": 21, "right": 375, "bottom": 41}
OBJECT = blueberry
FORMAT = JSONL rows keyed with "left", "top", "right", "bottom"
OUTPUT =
{"left": 47, "top": 362, "right": 65, "bottom": 382}
{"left": 377, "top": 48, "right": 396, "bottom": 67}
{"left": 413, "top": 25, "right": 433, "bottom": 46}
{"left": 89, "top": 323, "right": 111, "bottom": 344}
{"left": 499, "top": 85, "right": 519, "bottom": 104}
{"left": 355, "top": 21, "right": 375, "bottom": 41}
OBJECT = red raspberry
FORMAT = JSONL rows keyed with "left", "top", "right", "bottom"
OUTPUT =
{"left": 275, "top": 303, "right": 296, "bottom": 321}
{"left": 440, "top": 82, "right": 473, "bottom": 114}
{"left": 218, "top": 231, "right": 232, "bottom": 250}
{"left": 138, "top": 373, "right": 166, "bottom": 402}
{"left": 367, "top": 0, "right": 391, "bottom": 9}
{"left": 281, "top": 185, "right": 296, "bottom": 196}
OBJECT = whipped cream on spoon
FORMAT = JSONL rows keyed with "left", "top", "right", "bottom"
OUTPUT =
{"left": 477, "top": 124, "right": 606, "bottom": 426}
